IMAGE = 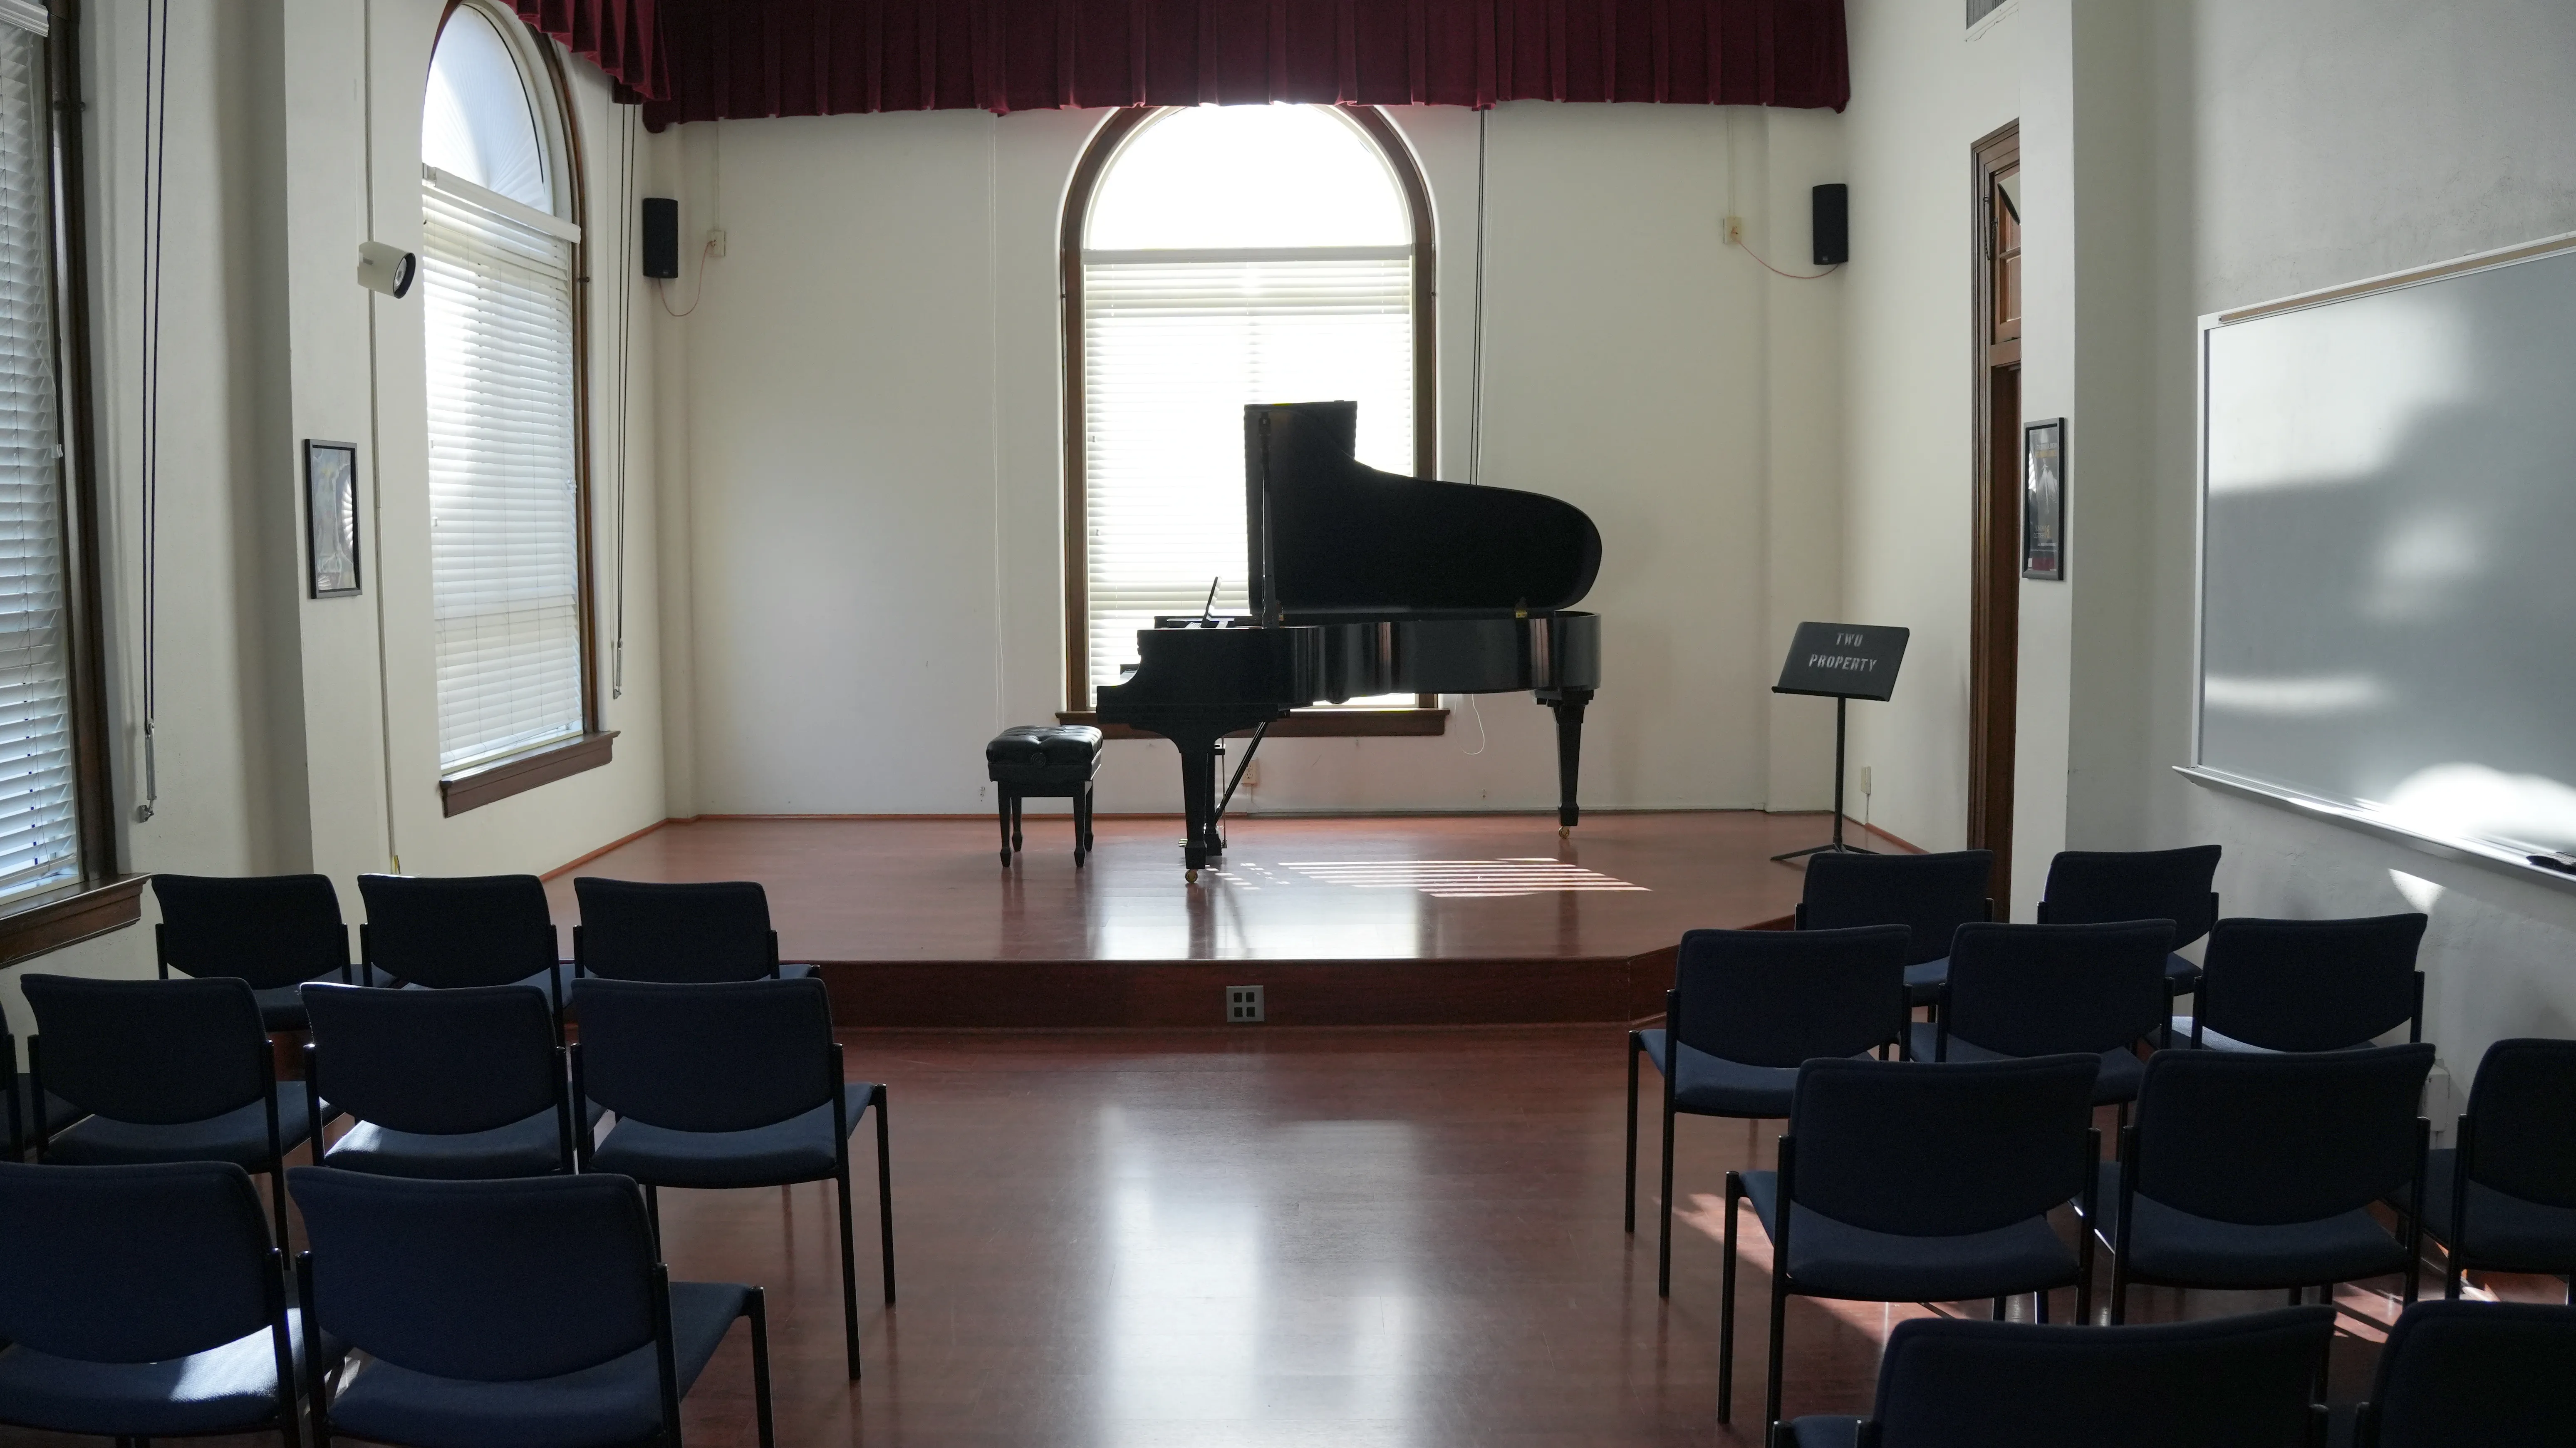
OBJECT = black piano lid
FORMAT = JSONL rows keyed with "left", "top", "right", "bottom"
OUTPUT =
{"left": 1244, "top": 402, "right": 1603, "bottom": 621}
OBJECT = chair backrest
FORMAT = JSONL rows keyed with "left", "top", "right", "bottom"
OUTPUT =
{"left": 1788, "top": 1054, "right": 2098, "bottom": 1237}
{"left": 2132, "top": 1044, "right": 2433, "bottom": 1225}
{"left": 1671, "top": 925, "right": 1909, "bottom": 1067}
{"left": 573, "top": 877, "right": 777, "bottom": 982}
{"left": 2462, "top": 1038, "right": 2576, "bottom": 1210}
{"left": 1943, "top": 920, "right": 2173, "bottom": 1058}
{"left": 290, "top": 1167, "right": 659, "bottom": 1382}
{"left": 1798, "top": 850, "right": 1992, "bottom": 965}
{"left": 0, "top": 1160, "right": 279, "bottom": 1364}
{"left": 358, "top": 873, "right": 556, "bottom": 989}
{"left": 23, "top": 974, "right": 269, "bottom": 1124}
{"left": 152, "top": 872, "right": 349, "bottom": 990}
{"left": 2036, "top": 845, "right": 2222, "bottom": 947}
{"left": 2363, "top": 1301, "right": 2576, "bottom": 1447}
{"left": 302, "top": 984, "right": 562, "bottom": 1136}
{"left": 574, "top": 976, "right": 837, "bottom": 1133}
{"left": 1870, "top": 1307, "right": 2332, "bottom": 1448}
{"left": 2198, "top": 913, "right": 2427, "bottom": 1052}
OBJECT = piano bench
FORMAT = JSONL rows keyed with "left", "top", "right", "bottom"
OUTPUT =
{"left": 986, "top": 725, "right": 1104, "bottom": 867}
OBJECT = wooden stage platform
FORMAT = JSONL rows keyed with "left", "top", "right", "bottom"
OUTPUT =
{"left": 545, "top": 811, "right": 1868, "bottom": 1029}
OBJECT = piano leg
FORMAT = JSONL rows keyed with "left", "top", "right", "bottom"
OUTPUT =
{"left": 1538, "top": 688, "right": 1594, "bottom": 834}
{"left": 1174, "top": 732, "right": 1225, "bottom": 880}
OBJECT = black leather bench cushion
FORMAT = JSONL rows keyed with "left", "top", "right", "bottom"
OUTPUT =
{"left": 988, "top": 725, "right": 1103, "bottom": 785}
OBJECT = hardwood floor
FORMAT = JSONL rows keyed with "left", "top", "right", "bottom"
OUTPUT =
{"left": 23, "top": 1026, "right": 2548, "bottom": 1448}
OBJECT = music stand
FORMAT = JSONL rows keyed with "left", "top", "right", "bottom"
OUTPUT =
{"left": 1770, "top": 622, "right": 1909, "bottom": 862}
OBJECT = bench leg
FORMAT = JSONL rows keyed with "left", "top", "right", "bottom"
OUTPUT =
{"left": 997, "top": 790, "right": 1014, "bottom": 866}
{"left": 1075, "top": 780, "right": 1094, "bottom": 864}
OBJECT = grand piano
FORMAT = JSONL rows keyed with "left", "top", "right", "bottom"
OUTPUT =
{"left": 1095, "top": 401, "right": 1603, "bottom": 879}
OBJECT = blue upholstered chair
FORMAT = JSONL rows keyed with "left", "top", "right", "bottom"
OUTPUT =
{"left": 1628, "top": 925, "right": 1911, "bottom": 1298}
{"left": 0, "top": 1160, "right": 304, "bottom": 1445}
{"left": 2418, "top": 1037, "right": 2576, "bottom": 1301}
{"left": 301, "top": 984, "right": 580, "bottom": 1179}
{"left": 152, "top": 872, "right": 354, "bottom": 1032}
{"left": 22, "top": 973, "right": 312, "bottom": 1248}
{"left": 1721, "top": 1054, "right": 2100, "bottom": 1427}
{"left": 1795, "top": 850, "right": 1992, "bottom": 1008}
{"left": 357, "top": 873, "right": 572, "bottom": 1021}
{"left": 574, "top": 976, "right": 892, "bottom": 1381}
{"left": 2036, "top": 845, "right": 2221, "bottom": 1006}
{"left": 2184, "top": 914, "right": 2427, "bottom": 1053}
{"left": 2098, "top": 1044, "right": 2433, "bottom": 1322}
{"left": 1772, "top": 1306, "right": 2333, "bottom": 1448}
{"left": 1914, "top": 920, "right": 2173, "bottom": 1109}
{"left": 2350, "top": 1301, "right": 2576, "bottom": 1447}
{"left": 572, "top": 876, "right": 815, "bottom": 982}
{"left": 292, "top": 1167, "right": 774, "bottom": 1448}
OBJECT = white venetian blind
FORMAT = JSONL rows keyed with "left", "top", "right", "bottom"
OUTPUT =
{"left": 1079, "top": 105, "right": 1417, "bottom": 699}
{"left": 421, "top": 5, "right": 585, "bottom": 773}
{"left": 0, "top": 20, "right": 79, "bottom": 901}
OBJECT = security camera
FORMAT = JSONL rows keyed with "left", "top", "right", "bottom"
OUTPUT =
{"left": 357, "top": 241, "right": 416, "bottom": 299}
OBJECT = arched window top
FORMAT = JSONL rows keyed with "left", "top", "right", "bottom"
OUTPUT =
{"left": 1085, "top": 104, "right": 1409, "bottom": 251}
{"left": 423, "top": 2, "right": 551, "bottom": 213}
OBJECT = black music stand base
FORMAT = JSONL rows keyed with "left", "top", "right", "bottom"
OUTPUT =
{"left": 1771, "top": 697, "right": 1876, "bottom": 863}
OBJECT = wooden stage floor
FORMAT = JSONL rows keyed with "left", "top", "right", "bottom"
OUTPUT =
{"left": 546, "top": 813, "right": 1850, "bottom": 1029}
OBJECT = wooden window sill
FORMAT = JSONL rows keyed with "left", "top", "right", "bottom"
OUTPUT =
{"left": 440, "top": 731, "right": 619, "bottom": 817}
{"left": 0, "top": 873, "right": 144, "bottom": 970}
{"left": 1057, "top": 708, "right": 1447, "bottom": 741}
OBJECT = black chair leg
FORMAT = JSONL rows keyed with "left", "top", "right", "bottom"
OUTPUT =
{"left": 747, "top": 1288, "right": 776, "bottom": 1448}
{"left": 1717, "top": 1173, "right": 1741, "bottom": 1423}
{"left": 1622, "top": 1036, "right": 1639, "bottom": 1233}
{"left": 835, "top": 1165, "right": 863, "bottom": 1380}
{"left": 2034, "top": 1289, "right": 2049, "bottom": 1324}
{"left": 873, "top": 1086, "right": 897, "bottom": 1304}
{"left": 644, "top": 1184, "right": 663, "bottom": 1256}
{"left": 2110, "top": 1259, "right": 2129, "bottom": 1325}
{"left": 1991, "top": 1296, "right": 2007, "bottom": 1321}
{"left": 1656, "top": 1095, "right": 1678, "bottom": 1297}
{"left": 266, "top": 1164, "right": 290, "bottom": 1252}
{"left": 1764, "top": 1275, "right": 1789, "bottom": 1428}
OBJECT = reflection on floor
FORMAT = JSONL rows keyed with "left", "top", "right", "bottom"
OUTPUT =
{"left": 63, "top": 1027, "right": 2526, "bottom": 1448}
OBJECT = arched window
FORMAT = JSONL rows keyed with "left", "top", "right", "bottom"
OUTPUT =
{"left": 1063, "top": 104, "right": 1433, "bottom": 710}
{"left": 421, "top": 1, "right": 592, "bottom": 786}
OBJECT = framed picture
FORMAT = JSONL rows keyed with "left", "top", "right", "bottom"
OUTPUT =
{"left": 305, "top": 439, "right": 362, "bottom": 597}
{"left": 2022, "top": 417, "right": 2065, "bottom": 580}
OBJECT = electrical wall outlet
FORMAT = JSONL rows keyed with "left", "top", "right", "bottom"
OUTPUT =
{"left": 1241, "top": 760, "right": 1261, "bottom": 788}
{"left": 1226, "top": 985, "right": 1265, "bottom": 1023}
{"left": 1724, "top": 216, "right": 1744, "bottom": 246}
{"left": 707, "top": 228, "right": 728, "bottom": 258}
{"left": 1860, "top": 765, "right": 1873, "bottom": 796}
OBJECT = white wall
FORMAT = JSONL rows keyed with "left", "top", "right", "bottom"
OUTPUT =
{"left": 1, "top": 0, "right": 677, "bottom": 1037}
{"left": 1836, "top": 0, "right": 2020, "bottom": 855}
{"left": 1843, "top": 0, "right": 2576, "bottom": 1073}
{"left": 659, "top": 101, "right": 1849, "bottom": 818}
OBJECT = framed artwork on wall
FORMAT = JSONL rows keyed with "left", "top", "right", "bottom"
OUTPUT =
{"left": 305, "top": 439, "right": 362, "bottom": 597}
{"left": 2023, "top": 417, "right": 2065, "bottom": 580}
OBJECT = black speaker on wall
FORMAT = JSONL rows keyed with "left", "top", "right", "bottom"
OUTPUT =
{"left": 641, "top": 197, "right": 679, "bottom": 279}
{"left": 1812, "top": 183, "right": 1849, "bottom": 266}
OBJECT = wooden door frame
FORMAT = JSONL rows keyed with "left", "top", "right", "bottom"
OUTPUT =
{"left": 1967, "top": 122, "right": 2020, "bottom": 907}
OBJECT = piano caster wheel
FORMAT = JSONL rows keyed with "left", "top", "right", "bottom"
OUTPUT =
{"left": 1559, "top": 826, "right": 1570, "bottom": 838}
{"left": 1185, "top": 869, "right": 1200, "bottom": 884}
{"left": 999, "top": 850, "right": 1012, "bottom": 867}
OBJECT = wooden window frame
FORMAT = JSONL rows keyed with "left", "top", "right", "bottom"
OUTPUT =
{"left": 429, "top": 0, "right": 612, "bottom": 816}
{"left": 0, "top": 0, "right": 142, "bottom": 967}
{"left": 1058, "top": 104, "right": 1442, "bottom": 731}
{"left": 1966, "top": 122, "right": 2020, "bottom": 907}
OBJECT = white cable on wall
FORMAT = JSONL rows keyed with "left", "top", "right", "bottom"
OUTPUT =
{"left": 1467, "top": 107, "right": 1488, "bottom": 488}
{"left": 134, "top": 0, "right": 170, "bottom": 822}
{"left": 611, "top": 102, "right": 635, "bottom": 699}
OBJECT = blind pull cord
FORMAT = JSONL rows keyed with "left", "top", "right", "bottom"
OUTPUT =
{"left": 136, "top": 0, "right": 171, "bottom": 823}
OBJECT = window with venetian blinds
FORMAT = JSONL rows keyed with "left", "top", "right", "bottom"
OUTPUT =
{"left": 0, "top": 15, "right": 81, "bottom": 902}
{"left": 421, "top": 3, "right": 587, "bottom": 774}
{"left": 1075, "top": 105, "right": 1421, "bottom": 704}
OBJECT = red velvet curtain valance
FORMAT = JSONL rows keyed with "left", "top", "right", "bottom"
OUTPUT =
{"left": 515, "top": 0, "right": 1848, "bottom": 127}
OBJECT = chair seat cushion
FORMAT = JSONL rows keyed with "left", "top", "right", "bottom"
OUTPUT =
{"left": 322, "top": 1103, "right": 604, "bottom": 1180}
{"left": 44, "top": 1084, "right": 315, "bottom": 1168}
{"left": 590, "top": 1084, "right": 878, "bottom": 1190}
{"left": 987, "top": 726, "right": 1103, "bottom": 786}
{"left": 2163, "top": 952, "right": 2202, "bottom": 990}
{"left": 1906, "top": 1024, "right": 2144, "bottom": 1105}
{"left": 0, "top": 1313, "right": 301, "bottom": 1438}
{"left": 398, "top": 963, "right": 574, "bottom": 1002}
{"left": 1782, "top": 1416, "right": 1865, "bottom": 1448}
{"left": 2168, "top": 1017, "right": 2380, "bottom": 1054}
{"left": 1635, "top": 1030, "right": 1801, "bottom": 1118}
{"left": 252, "top": 983, "right": 311, "bottom": 1031}
{"left": 1741, "top": 1170, "right": 2078, "bottom": 1302}
{"left": 8, "top": 1075, "right": 80, "bottom": 1144}
{"left": 324, "top": 1282, "right": 748, "bottom": 1448}
{"left": 2418, "top": 1148, "right": 2576, "bottom": 1270}
{"left": 2094, "top": 1160, "right": 2407, "bottom": 1288}
{"left": 1903, "top": 957, "right": 1949, "bottom": 1006}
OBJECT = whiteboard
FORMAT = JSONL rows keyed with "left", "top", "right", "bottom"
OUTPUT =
{"left": 2194, "top": 239, "right": 2576, "bottom": 869}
